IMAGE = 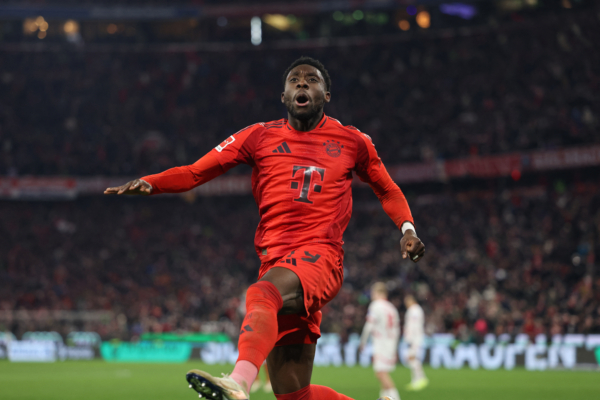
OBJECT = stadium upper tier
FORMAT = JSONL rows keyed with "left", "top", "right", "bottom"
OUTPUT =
{"left": 0, "top": 14, "right": 597, "bottom": 177}
{"left": 0, "top": 12, "right": 600, "bottom": 176}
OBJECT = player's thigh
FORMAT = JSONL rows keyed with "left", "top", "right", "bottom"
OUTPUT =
{"left": 373, "top": 351, "right": 397, "bottom": 374}
{"left": 259, "top": 266, "right": 304, "bottom": 314}
{"left": 267, "top": 343, "right": 315, "bottom": 394}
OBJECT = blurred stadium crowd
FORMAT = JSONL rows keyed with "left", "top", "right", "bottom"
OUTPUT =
{"left": 1, "top": 3, "right": 599, "bottom": 345}
{"left": 1, "top": 178, "right": 599, "bottom": 340}
{"left": 1, "top": 14, "right": 598, "bottom": 177}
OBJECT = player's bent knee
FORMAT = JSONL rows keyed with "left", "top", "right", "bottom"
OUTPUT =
{"left": 259, "top": 267, "right": 303, "bottom": 301}
{"left": 246, "top": 281, "right": 284, "bottom": 311}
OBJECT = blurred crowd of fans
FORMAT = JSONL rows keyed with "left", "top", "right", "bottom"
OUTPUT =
{"left": 1, "top": 179, "right": 599, "bottom": 341}
{"left": 1, "top": 14, "right": 598, "bottom": 176}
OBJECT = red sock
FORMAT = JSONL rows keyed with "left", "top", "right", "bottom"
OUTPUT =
{"left": 275, "top": 385, "right": 354, "bottom": 400}
{"left": 236, "top": 281, "right": 283, "bottom": 369}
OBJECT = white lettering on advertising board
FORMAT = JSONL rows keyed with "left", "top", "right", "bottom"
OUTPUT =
{"left": 8, "top": 341, "right": 56, "bottom": 362}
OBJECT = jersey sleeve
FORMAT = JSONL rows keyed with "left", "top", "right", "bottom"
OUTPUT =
{"left": 211, "top": 124, "right": 263, "bottom": 172}
{"left": 354, "top": 132, "right": 415, "bottom": 228}
{"left": 360, "top": 303, "right": 377, "bottom": 347}
{"left": 354, "top": 132, "right": 384, "bottom": 184}
{"left": 140, "top": 124, "right": 262, "bottom": 195}
{"left": 141, "top": 152, "right": 224, "bottom": 195}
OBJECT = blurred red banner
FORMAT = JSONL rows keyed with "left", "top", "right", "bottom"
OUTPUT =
{"left": 1, "top": 145, "right": 599, "bottom": 199}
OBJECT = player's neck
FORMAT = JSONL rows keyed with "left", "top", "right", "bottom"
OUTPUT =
{"left": 288, "top": 110, "right": 324, "bottom": 132}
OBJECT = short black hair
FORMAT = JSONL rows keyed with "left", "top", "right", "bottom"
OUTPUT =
{"left": 282, "top": 56, "right": 331, "bottom": 92}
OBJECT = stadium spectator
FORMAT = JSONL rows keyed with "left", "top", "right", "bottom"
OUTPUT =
{"left": 1, "top": 180, "right": 599, "bottom": 340}
{"left": 1, "top": 14, "right": 598, "bottom": 176}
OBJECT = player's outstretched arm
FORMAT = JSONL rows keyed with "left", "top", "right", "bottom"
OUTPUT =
{"left": 359, "top": 315, "right": 374, "bottom": 352}
{"left": 104, "top": 152, "right": 225, "bottom": 196}
{"left": 365, "top": 169, "right": 425, "bottom": 263}
{"left": 104, "top": 179, "right": 152, "bottom": 195}
{"left": 354, "top": 132, "right": 425, "bottom": 262}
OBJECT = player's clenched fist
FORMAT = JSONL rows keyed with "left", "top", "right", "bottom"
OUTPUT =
{"left": 400, "top": 230, "right": 425, "bottom": 263}
{"left": 104, "top": 179, "right": 153, "bottom": 196}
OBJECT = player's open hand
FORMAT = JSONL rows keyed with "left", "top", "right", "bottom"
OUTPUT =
{"left": 104, "top": 179, "right": 152, "bottom": 196}
{"left": 400, "top": 230, "right": 425, "bottom": 263}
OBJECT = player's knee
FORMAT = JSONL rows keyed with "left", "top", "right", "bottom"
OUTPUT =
{"left": 247, "top": 281, "right": 284, "bottom": 311}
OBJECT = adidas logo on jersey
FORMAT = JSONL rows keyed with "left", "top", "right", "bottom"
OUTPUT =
{"left": 272, "top": 142, "right": 292, "bottom": 154}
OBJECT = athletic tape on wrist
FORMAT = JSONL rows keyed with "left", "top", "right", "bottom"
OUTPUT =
{"left": 401, "top": 222, "right": 416, "bottom": 236}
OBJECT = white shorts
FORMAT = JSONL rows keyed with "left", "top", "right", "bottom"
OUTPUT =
{"left": 405, "top": 341, "right": 423, "bottom": 359}
{"left": 373, "top": 352, "right": 397, "bottom": 373}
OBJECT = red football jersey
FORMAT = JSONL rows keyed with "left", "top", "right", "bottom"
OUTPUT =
{"left": 210, "top": 114, "right": 413, "bottom": 262}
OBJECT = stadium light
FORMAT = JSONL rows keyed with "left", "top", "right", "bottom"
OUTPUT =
{"left": 38, "top": 21, "right": 49, "bottom": 33}
{"left": 251, "top": 16, "right": 262, "bottom": 45}
{"left": 107, "top": 23, "right": 118, "bottom": 34}
{"left": 398, "top": 20, "right": 410, "bottom": 31}
{"left": 23, "top": 18, "right": 38, "bottom": 34}
{"left": 416, "top": 11, "right": 431, "bottom": 28}
{"left": 333, "top": 11, "right": 344, "bottom": 21}
{"left": 353, "top": 10, "right": 364, "bottom": 20}
{"left": 24, "top": 16, "right": 48, "bottom": 35}
{"left": 263, "top": 14, "right": 291, "bottom": 31}
{"left": 63, "top": 20, "right": 79, "bottom": 35}
{"left": 440, "top": 3, "right": 478, "bottom": 19}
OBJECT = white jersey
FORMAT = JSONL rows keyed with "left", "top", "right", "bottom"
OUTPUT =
{"left": 360, "top": 299, "right": 400, "bottom": 353}
{"left": 403, "top": 303, "right": 425, "bottom": 345}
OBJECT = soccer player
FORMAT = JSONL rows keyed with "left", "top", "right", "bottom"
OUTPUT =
{"left": 360, "top": 282, "right": 401, "bottom": 400}
{"left": 403, "top": 295, "right": 428, "bottom": 391}
{"left": 105, "top": 57, "right": 425, "bottom": 400}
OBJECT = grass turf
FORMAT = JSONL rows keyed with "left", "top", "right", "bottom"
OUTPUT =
{"left": 1, "top": 360, "right": 599, "bottom": 400}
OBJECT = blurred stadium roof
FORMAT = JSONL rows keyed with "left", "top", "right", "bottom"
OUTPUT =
{"left": 0, "top": 0, "right": 592, "bottom": 47}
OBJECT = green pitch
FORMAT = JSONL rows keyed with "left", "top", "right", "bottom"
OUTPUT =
{"left": 1, "top": 360, "right": 599, "bottom": 400}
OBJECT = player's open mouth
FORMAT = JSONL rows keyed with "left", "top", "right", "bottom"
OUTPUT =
{"left": 295, "top": 93, "right": 310, "bottom": 107}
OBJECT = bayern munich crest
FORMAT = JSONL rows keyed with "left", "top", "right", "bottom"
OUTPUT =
{"left": 323, "top": 140, "right": 344, "bottom": 158}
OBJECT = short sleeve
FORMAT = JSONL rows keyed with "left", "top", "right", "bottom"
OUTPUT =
{"left": 354, "top": 132, "right": 384, "bottom": 184}
{"left": 366, "top": 302, "right": 376, "bottom": 322}
{"left": 211, "top": 124, "right": 263, "bottom": 172}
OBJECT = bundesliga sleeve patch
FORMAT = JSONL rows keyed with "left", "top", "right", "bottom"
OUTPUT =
{"left": 215, "top": 135, "right": 236, "bottom": 152}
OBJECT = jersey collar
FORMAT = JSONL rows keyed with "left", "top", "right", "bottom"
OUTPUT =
{"left": 285, "top": 113, "right": 328, "bottom": 133}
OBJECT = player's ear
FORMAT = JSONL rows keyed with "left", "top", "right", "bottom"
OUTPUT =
{"left": 324, "top": 91, "right": 331, "bottom": 103}
{"left": 281, "top": 92, "right": 285, "bottom": 103}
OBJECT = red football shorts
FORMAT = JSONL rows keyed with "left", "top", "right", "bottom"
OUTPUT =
{"left": 257, "top": 243, "right": 344, "bottom": 347}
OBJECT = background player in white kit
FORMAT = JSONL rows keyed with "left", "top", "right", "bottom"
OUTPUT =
{"left": 403, "top": 294, "right": 428, "bottom": 391}
{"left": 360, "top": 282, "right": 401, "bottom": 400}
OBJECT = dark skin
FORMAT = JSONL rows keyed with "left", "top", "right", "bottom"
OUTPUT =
{"left": 104, "top": 64, "right": 426, "bottom": 394}
{"left": 281, "top": 64, "right": 331, "bottom": 132}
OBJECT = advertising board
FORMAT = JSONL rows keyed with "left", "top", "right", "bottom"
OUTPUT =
{"left": 100, "top": 341, "right": 192, "bottom": 363}
{"left": 196, "top": 333, "right": 600, "bottom": 371}
{"left": 8, "top": 341, "right": 57, "bottom": 362}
